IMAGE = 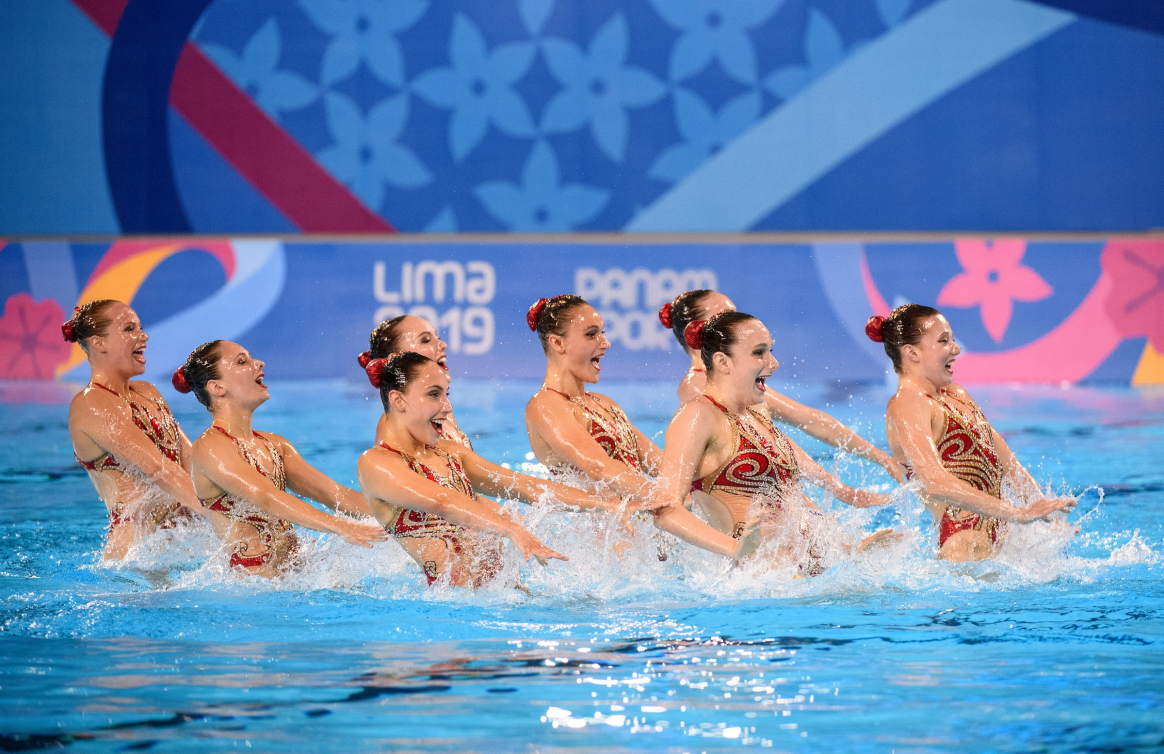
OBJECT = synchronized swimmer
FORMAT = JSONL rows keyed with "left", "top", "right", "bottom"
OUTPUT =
{"left": 64, "top": 293, "right": 1079, "bottom": 585}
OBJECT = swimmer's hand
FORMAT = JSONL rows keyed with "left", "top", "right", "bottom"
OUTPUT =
{"left": 334, "top": 518, "right": 390, "bottom": 548}
{"left": 1016, "top": 496, "right": 1077, "bottom": 523}
{"left": 848, "top": 490, "right": 892, "bottom": 508}
{"left": 857, "top": 528, "right": 901, "bottom": 552}
{"left": 732, "top": 517, "right": 764, "bottom": 561}
{"left": 508, "top": 527, "right": 568, "bottom": 566}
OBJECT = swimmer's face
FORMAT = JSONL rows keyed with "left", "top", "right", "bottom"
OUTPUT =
{"left": 906, "top": 315, "right": 960, "bottom": 386}
{"left": 549, "top": 304, "right": 608, "bottom": 384}
{"left": 710, "top": 319, "right": 778, "bottom": 404}
{"left": 391, "top": 316, "right": 448, "bottom": 370}
{"left": 207, "top": 342, "right": 269, "bottom": 409}
{"left": 89, "top": 303, "right": 149, "bottom": 377}
{"left": 391, "top": 362, "right": 451, "bottom": 446}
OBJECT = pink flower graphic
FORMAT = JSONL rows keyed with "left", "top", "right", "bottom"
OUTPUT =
{"left": 937, "top": 239, "right": 1053, "bottom": 342}
{"left": 1101, "top": 239, "right": 1164, "bottom": 347}
{"left": 0, "top": 293, "right": 72, "bottom": 379}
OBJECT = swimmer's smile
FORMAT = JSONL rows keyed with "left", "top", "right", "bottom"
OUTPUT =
{"left": 132, "top": 344, "right": 146, "bottom": 365}
{"left": 591, "top": 355, "right": 602, "bottom": 373}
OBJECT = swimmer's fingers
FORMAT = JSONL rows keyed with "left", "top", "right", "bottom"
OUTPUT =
{"left": 858, "top": 529, "right": 900, "bottom": 552}
{"left": 337, "top": 520, "right": 389, "bottom": 548}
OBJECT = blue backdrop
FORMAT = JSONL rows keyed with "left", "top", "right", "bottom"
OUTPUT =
{"left": 2, "top": 0, "right": 1163, "bottom": 234}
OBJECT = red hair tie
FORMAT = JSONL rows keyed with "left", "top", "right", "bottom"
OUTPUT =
{"left": 527, "top": 298, "right": 549, "bottom": 331}
{"left": 357, "top": 350, "right": 372, "bottom": 369}
{"left": 684, "top": 319, "right": 707, "bottom": 350}
{"left": 865, "top": 315, "right": 886, "bottom": 343}
{"left": 366, "top": 357, "right": 389, "bottom": 388}
{"left": 658, "top": 302, "right": 673, "bottom": 329}
{"left": 172, "top": 365, "right": 192, "bottom": 394}
{"left": 61, "top": 306, "right": 80, "bottom": 342}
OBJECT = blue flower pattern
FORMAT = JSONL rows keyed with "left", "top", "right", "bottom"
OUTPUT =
{"left": 192, "top": 0, "right": 920, "bottom": 230}
{"left": 540, "top": 13, "right": 666, "bottom": 162}
{"left": 412, "top": 14, "right": 536, "bottom": 161}
{"left": 316, "top": 92, "right": 432, "bottom": 211}
{"left": 202, "top": 18, "right": 318, "bottom": 120}
{"left": 475, "top": 141, "right": 608, "bottom": 231}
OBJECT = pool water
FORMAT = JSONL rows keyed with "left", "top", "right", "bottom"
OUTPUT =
{"left": 1, "top": 379, "right": 1162, "bottom": 752}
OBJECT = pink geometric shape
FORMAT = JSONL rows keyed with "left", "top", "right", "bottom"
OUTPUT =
{"left": 937, "top": 239, "right": 1053, "bottom": 342}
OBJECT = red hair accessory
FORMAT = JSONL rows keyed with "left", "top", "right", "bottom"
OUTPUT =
{"left": 658, "top": 302, "right": 673, "bottom": 329}
{"left": 865, "top": 315, "right": 886, "bottom": 343}
{"left": 172, "top": 365, "right": 192, "bottom": 393}
{"left": 61, "top": 306, "right": 80, "bottom": 342}
{"left": 527, "top": 298, "right": 549, "bottom": 331}
{"left": 357, "top": 350, "right": 372, "bottom": 369}
{"left": 684, "top": 319, "right": 707, "bottom": 350}
{"left": 365, "top": 357, "right": 389, "bottom": 388}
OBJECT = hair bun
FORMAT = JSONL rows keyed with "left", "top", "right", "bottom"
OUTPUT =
{"left": 366, "top": 357, "right": 388, "bottom": 388}
{"left": 865, "top": 315, "right": 886, "bottom": 343}
{"left": 527, "top": 298, "right": 549, "bottom": 331}
{"left": 684, "top": 319, "right": 707, "bottom": 350}
{"left": 172, "top": 365, "right": 192, "bottom": 393}
{"left": 658, "top": 302, "right": 673, "bottom": 329}
{"left": 61, "top": 320, "right": 77, "bottom": 343}
{"left": 357, "top": 350, "right": 372, "bottom": 369}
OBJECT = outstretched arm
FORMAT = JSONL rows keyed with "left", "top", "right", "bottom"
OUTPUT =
{"left": 889, "top": 391, "right": 1074, "bottom": 522}
{"left": 276, "top": 435, "right": 374, "bottom": 518}
{"left": 764, "top": 390, "right": 905, "bottom": 482}
{"left": 649, "top": 401, "right": 761, "bottom": 560}
{"left": 525, "top": 394, "right": 654, "bottom": 501}
{"left": 74, "top": 393, "right": 205, "bottom": 516}
{"left": 791, "top": 442, "right": 890, "bottom": 508}
{"left": 358, "top": 448, "right": 564, "bottom": 563}
{"left": 196, "top": 435, "right": 385, "bottom": 547}
{"left": 455, "top": 444, "right": 629, "bottom": 512}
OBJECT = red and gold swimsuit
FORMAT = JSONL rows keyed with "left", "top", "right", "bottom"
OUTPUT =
{"left": 541, "top": 387, "right": 641, "bottom": 473}
{"left": 74, "top": 382, "right": 185, "bottom": 531}
{"left": 200, "top": 427, "right": 298, "bottom": 570}
{"left": 379, "top": 443, "right": 482, "bottom": 585}
{"left": 691, "top": 395, "right": 801, "bottom": 538}
{"left": 907, "top": 390, "right": 1004, "bottom": 547}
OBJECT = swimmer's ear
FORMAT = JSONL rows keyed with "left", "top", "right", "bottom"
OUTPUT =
{"left": 711, "top": 350, "right": 731, "bottom": 374}
{"left": 901, "top": 343, "right": 921, "bottom": 365}
{"left": 387, "top": 388, "right": 409, "bottom": 413}
{"left": 206, "top": 378, "right": 228, "bottom": 401}
{"left": 546, "top": 331, "right": 567, "bottom": 355}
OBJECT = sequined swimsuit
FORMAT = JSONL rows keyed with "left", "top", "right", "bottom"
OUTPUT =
{"left": 74, "top": 382, "right": 185, "bottom": 531}
{"left": 379, "top": 443, "right": 479, "bottom": 585}
{"left": 906, "top": 390, "right": 1003, "bottom": 547}
{"left": 200, "top": 427, "right": 298, "bottom": 570}
{"left": 692, "top": 395, "right": 801, "bottom": 538}
{"left": 541, "top": 388, "right": 641, "bottom": 473}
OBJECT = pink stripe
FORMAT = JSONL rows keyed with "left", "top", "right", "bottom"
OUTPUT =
{"left": 70, "top": 0, "right": 128, "bottom": 36}
{"left": 169, "top": 43, "right": 395, "bottom": 233}
{"left": 89, "top": 239, "right": 236, "bottom": 282}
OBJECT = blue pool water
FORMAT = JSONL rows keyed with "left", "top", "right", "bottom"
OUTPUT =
{"left": 1, "top": 379, "right": 1162, "bottom": 752}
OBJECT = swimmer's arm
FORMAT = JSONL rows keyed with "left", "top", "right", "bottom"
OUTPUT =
{"left": 357, "top": 450, "right": 564, "bottom": 562}
{"left": 648, "top": 402, "right": 760, "bottom": 559}
{"left": 764, "top": 390, "right": 905, "bottom": 482}
{"left": 889, "top": 393, "right": 1071, "bottom": 522}
{"left": 454, "top": 446, "right": 621, "bottom": 512}
{"left": 177, "top": 427, "right": 194, "bottom": 475}
{"left": 633, "top": 428, "right": 664, "bottom": 476}
{"left": 524, "top": 394, "right": 654, "bottom": 501}
{"left": 74, "top": 393, "right": 205, "bottom": 516}
{"left": 790, "top": 442, "right": 890, "bottom": 508}
{"left": 196, "top": 435, "right": 383, "bottom": 543}
{"left": 271, "top": 435, "right": 375, "bottom": 518}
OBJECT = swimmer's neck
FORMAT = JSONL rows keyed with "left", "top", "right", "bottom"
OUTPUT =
{"left": 210, "top": 403, "right": 256, "bottom": 439}
{"left": 702, "top": 383, "right": 751, "bottom": 415}
{"left": 898, "top": 371, "right": 947, "bottom": 397}
{"left": 542, "top": 364, "right": 588, "bottom": 399}
{"left": 686, "top": 350, "right": 703, "bottom": 371}
{"left": 88, "top": 366, "right": 133, "bottom": 396}
{"left": 380, "top": 416, "right": 427, "bottom": 456}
